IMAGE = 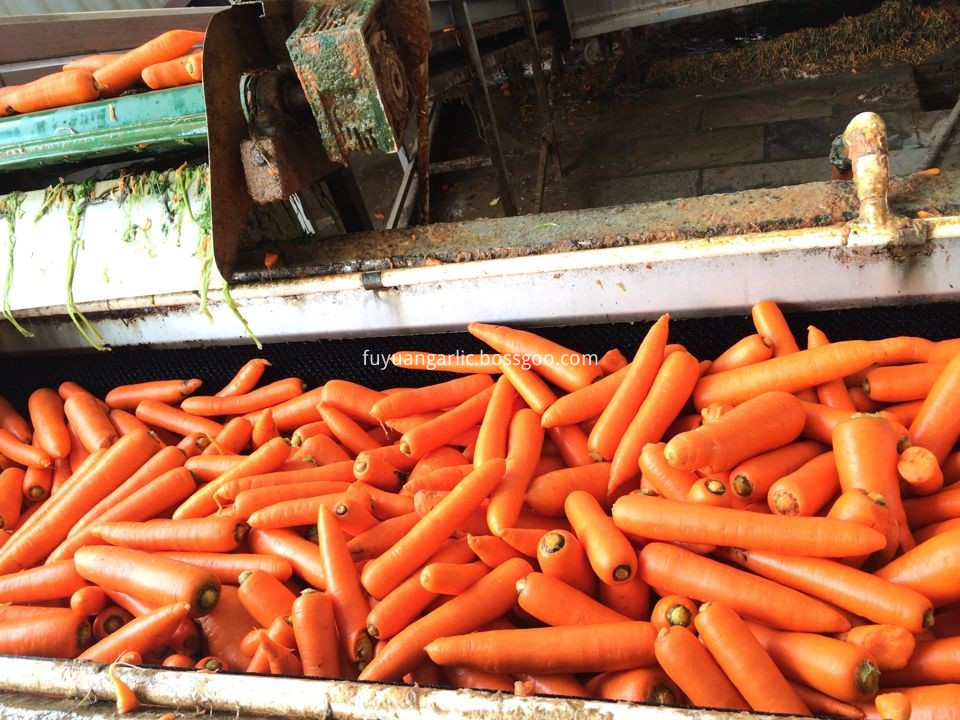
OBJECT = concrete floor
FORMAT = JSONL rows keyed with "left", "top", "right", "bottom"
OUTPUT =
{"left": 418, "top": 54, "right": 960, "bottom": 224}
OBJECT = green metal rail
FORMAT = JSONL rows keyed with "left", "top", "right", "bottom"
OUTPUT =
{"left": 0, "top": 84, "right": 207, "bottom": 171}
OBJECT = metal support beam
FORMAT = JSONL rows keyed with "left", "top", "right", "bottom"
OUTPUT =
{"left": 451, "top": 0, "right": 519, "bottom": 216}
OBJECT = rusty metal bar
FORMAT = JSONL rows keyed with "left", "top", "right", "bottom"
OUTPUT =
{"left": 451, "top": 0, "right": 519, "bottom": 216}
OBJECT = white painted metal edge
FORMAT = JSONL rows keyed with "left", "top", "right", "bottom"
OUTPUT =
{"left": 0, "top": 656, "right": 792, "bottom": 720}
{"left": 2, "top": 219, "right": 957, "bottom": 351}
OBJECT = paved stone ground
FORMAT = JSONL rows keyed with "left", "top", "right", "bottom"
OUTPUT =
{"left": 422, "top": 61, "right": 960, "bottom": 223}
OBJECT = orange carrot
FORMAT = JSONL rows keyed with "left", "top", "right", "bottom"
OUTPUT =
{"left": 361, "top": 557, "right": 533, "bottom": 681}
{"left": 834, "top": 414, "right": 914, "bottom": 551}
{"left": 75, "top": 546, "right": 220, "bottom": 617}
{"left": 319, "top": 380, "right": 385, "bottom": 425}
{"left": 94, "top": 30, "right": 205, "bottom": 97}
{"left": 588, "top": 314, "right": 669, "bottom": 462}
{"left": 638, "top": 442, "right": 697, "bottom": 500}
{"left": 486, "top": 408, "right": 542, "bottom": 534}
{"left": 651, "top": 594, "right": 699, "bottom": 631}
{"left": 666, "top": 391, "right": 806, "bottom": 473}
{"left": 371, "top": 375, "right": 493, "bottom": 423}
{"left": 639, "top": 542, "right": 849, "bottom": 632}
{"left": 246, "top": 386, "right": 324, "bottom": 432}
{"left": 71, "top": 585, "right": 107, "bottom": 617}
{"left": 397, "top": 386, "right": 494, "bottom": 458}
{"left": 837, "top": 624, "right": 916, "bottom": 671}
{"left": 0, "top": 396, "right": 29, "bottom": 444}
{"left": 248, "top": 528, "right": 326, "bottom": 590}
{"left": 108, "top": 409, "right": 153, "bottom": 438}
{"left": 536, "top": 529, "right": 596, "bottom": 596}
{"left": 473, "top": 376, "right": 516, "bottom": 466}
{"left": 864, "top": 362, "right": 946, "bottom": 403}
{"left": 695, "top": 602, "right": 810, "bottom": 713}
{"left": 467, "top": 533, "right": 523, "bottom": 568}
{"left": 22, "top": 459, "right": 52, "bottom": 502}
{"left": 807, "top": 326, "right": 857, "bottom": 409}
{"left": 0, "top": 610, "right": 91, "bottom": 658}
{"left": 564, "top": 490, "right": 635, "bottom": 585}
{"left": 419, "top": 561, "right": 488, "bottom": 595}
{"left": 514, "top": 673, "right": 589, "bottom": 698}
{"left": 64, "top": 392, "right": 118, "bottom": 452}
{"left": 498, "top": 360, "right": 557, "bottom": 414}
{"left": 28, "top": 388, "right": 70, "bottom": 460}
{"left": 0, "top": 560, "right": 87, "bottom": 603}
{"left": 546, "top": 424, "right": 592, "bottom": 467}
{"left": 136, "top": 399, "right": 222, "bottom": 439}
{"left": 876, "top": 529, "right": 960, "bottom": 607}
{"left": 614, "top": 493, "right": 884, "bottom": 558}
{"left": 587, "top": 667, "right": 679, "bottom": 704}
{"left": 106, "top": 379, "right": 202, "bottom": 412}
{"left": 909, "top": 352, "right": 960, "bottom": 463}
{"left": 517, "top": 572, "right": 628, "bottom": 626}
{"left": 609, "top": 351, "right": 701, "bottom": 491}
{"left": 6, "top": 70, "right": 99, "bottom": 114}
{"left": 722, "top": 546, "right": 932, "bottom": 631}
{"left": 181, "top": 378, "right": 304, "bottom": 418}
{"left": 873, "top": 692, "right": 912, "bottom": 720}
{"left": 687, "top": 475, "right": 732, "bottom": 506}
{"left": 768, "top": 451, "right": 840, "bottom": 517}
{"left": 541, "top": 367, "right": 627, "bottom": 429}
{"left": 0, "top": 468, "right": 22, "bottom": 529}
{"left": 291, "top": 589, "right": 340, "bottom": 678}
{"left": 899, "top": 445, "right": 944, "bottom": 497}
{"left": 424, "top": 620, "right": 656, "bottom": 675}
{"left": 655, "top": 625, "right": 750, "bottom": 710}
{"left": 526, "top": 462, "right": 609, "bottom": 518}
{"left": 390, "top": 351, "right": 503, "bottom": 374}
{"left": 92, "top": 516, "right": 246, "bottom": 553}
{"left": 468, "top": 322, "right": 601, "bottom": 391}
{"left": 746, "top": 620, "right": 880, "bottom": 703}
{"left": 216, "top": 359, "right": 270, "bottom": 398}
{"left": 63, "top": 53, "right": 121, "bottom": 72}
{"left": 142, "top": 49, "right": 203, "bottom": 89}
{"left": 598, "top": 348, "right": 629, "bottom": 374}
{"left": 709, "top": 333, "right": 774, "bottom": 374}
{"left": 0, "top": 429, "right": 50, "bottom": 469}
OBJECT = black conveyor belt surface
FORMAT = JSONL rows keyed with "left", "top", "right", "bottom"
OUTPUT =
{"left": 0, "top": 302, "right": 957, "bottom": 408}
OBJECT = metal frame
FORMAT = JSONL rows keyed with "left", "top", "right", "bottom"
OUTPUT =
{"left": 562, "top": 0, "right": 774, "bottom": 38}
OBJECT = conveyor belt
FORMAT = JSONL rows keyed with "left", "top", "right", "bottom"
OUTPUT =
{"left": 0, "top": 302, "right": 956, "bottom": 408}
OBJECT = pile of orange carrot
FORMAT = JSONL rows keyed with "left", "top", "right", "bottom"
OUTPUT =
{"left": 0, "top": 30, "right": 203, "bottom": 118}
{"left": 0, "top": 301, "right": 957, "bottom": 718}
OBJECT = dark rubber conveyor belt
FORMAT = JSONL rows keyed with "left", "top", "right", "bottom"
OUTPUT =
{"left": 0, "top": 302, "right": 957, "bottom": 408}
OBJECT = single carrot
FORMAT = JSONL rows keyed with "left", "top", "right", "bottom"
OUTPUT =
{"left": 248, "top": 528, "right": 326, "bottom": 590}
{"left": 424, "top": 620, "right": 656, "bottom": 675}
{"left": 655, "top": 625, "right": 750, "bottom": 710}
{"left": 64, "top": 392, "right": 118, "bottom": 452}
{"left": 498, "top": 360, "right": 557, "bottom": 414}
{"left": 694, "top": 340, "right": 879, "bottom": 409}
{"left": 315, "top": 405, "right": 376, "bottom": 456}
{"left": 709, "top": 333, "right": 774, "bottom": 374}
{"left": 195, "top": 585, "right": 254, "bottom": 672}
{"left": 365, "top": 539, "right": 475, "bottom": 641}
{"left": 834, "top": 414, "right": 914, "bottom": 551}
{"left": 587, "top": 667, "right": 679, "bottom": 704}
{"left": 665, "top": 391, "right": 806, "bottom": 473}
{"left": 108, "top": 409, "right": 153, "bottom": 438}
{"left": 142, "top": 49, "right": 203, "bottom": 89}
{"left": 162, "top": 653, "right": 196, "bottom": 668}
{"left": 371, "top": 375, "right": 493, "bottom": 423}
{"left": 291, "top": 589, "right": 340, "bottom": 679}
{"left": 729, "top": 439, "right": 824, "bottom": 504}
{"left": 880, "top": 637, "right": 960, "bottom": 685}
{"left": 541, "top": 367, "right": 627, "bottom": 429}
{"left": 752, "top": 299, "right": 800, "bottom": 356}
{"left": 390, "top": 351, "right": 502, "bottom": 374}
{"left": 92, "top": 516, "right": 246, "bottom": 553}
{"left": 216, "top": 359, "right": 270, "bottom": 398}
{"left": 899, "top": 446, "right": 944, "bottom": 497}
{"left": 598, "top": 348, "right": 629, "bottom": 374}
{"left": 63, "top": 53, "right": 122, "bottom": 72}
{"left": 486, "top": 408, "right": 542, "bottom": 534}
{"left": 74, "top": 546, "right": 220, "bottom": 617}
{"left": 746, "top": 620, "right": 880, "bottom": 703}
{"left": 864, "top": 362, "right": 946, "bottom": 403}
{"left": 514, "top": 673, "right": 589, "bottom": 698}
{"left": 0, "top": 430, "right": 51, "bottom": 469}
{"left": 467, "top": 533, "right": 523, "bottom": 568}
{"left": 318, "top": 380, "right": 385, "bottom": 425}
{"left": 246, "top": 386, "right": 324, "bottom": 432}
{"left": 472, "top": 376, "right": 516, "bottom": 466}
{"left": 876, "top": 529, "right": 960, "bottom": 607}
{"left": 525, "top": 462, "right": 609, "bottom": 518}
{"left": 720, "top": 547, "right": 933, "bottom": 631}
{"left": 28, "top": 388, "right": 70, "bottom": 459}
{"left": 0, "top": 429, "right": 160, "bottom": 573}
{"left": 837, "top": 624, "right": 916, "bottom": 671}
{"left": 0, "top": 610, "right": 91, "bottom": 659}
{"left": 687, "top": 475, "right": 732, "bottom": 506}
{"left": 639, "top": 542, "right": 849, "bottom": 632}
{"left": 248, "top": 409, "right": 277, "bottom": 449}
{"left": 174, "top": 436, "right": 290, "bottom": 519}
{"left": 0, "top": 469, "right": 23, "bottom": 529}
{"left": 6, "top": 70, "right": 99, "bottom": 114}
{"left": 904, "top": 488, "right": 960, "bottom": 529}
{"left": 317, "top": 504, "right": 372, "bottom": 664}
{"left": 236, "top": 568, "right": 296, "bottom": 629}
{"left": 806, "top": 326, "right": 857, "bottom": 409}
{"left": 361, "top": 556, "right": 533, "bottom": 681}
{"left": 23, "top": 450, "right": 53, "bottom": 500}
{"left": 468, "top": 322, "right": 602, "bottom": 391}
{"left": 598, "top": 573, "right": 649, "bottom": 620}
{"left": 874, "top": 692, "right": 912, "bottom": 720}
{"left": 638, "top": 442, "right": 696, "bottom": 500}
{"left": 419, "top": 561, "right": 488, "bottom": 595}
{"left": 361, "top": 459, "right": 505, "bottom": 599}
{"left": 105, "top": 379, "right": 202, "bottom": 412}
{"left": 167, "top": 617, "right": 200, "bottom": 655}
{"left": 81, "top": 602, "right": 191, "bottom": 663}
{"left": 536, "top": 529, "right": 596, "bottom": 596}
{"left": 136, "top": 399, "right": 222, "bottom": 439}
{"left": 828, "top": 489, "right": 899, "bottom": 567}
{"left": 546, "top": 424, "right": 593, "bottom": 468}
{"left": 245, "top": 490, "right": 348, "bottom": 528}
{"left": 291, "top": 421, "right": 331, "bottom": 447}
{"left": 651, "top": 594, "right": 699, "bottom": 631}
{"left": 397, "top": 386, "right": 494, "bottom": 458}
{"left": 92, "top": 605, "right": 133, "bottom": 639}
{"left": 768, "top": 451, "right": 840, "bottom": 517}
{"left": 614, "top": 493, "right": 885, "bottom": 558}
{"left": 565, "top": 490, "right": 635, "bottom": 585}
{"left": 71, "top": 585, "right": 108, "bottom": 617}
{"left": 848, "top": 386, "right": 882, "bottom": 412}
{"left": 0, "top": 560, "right": 87, "bottom": 603}
{"left": 94, "top": 29, "right": 205, "bottom": 96}
{"left": 441, "top": 665, "right": 513, "bottom": 692}
{"left": 695, "top": 602, "right": 810, "bottom": 714}
{"left": 789, "top": 682, "right": 866, "bottom": 719}
{"left": 609, "top": 351, "right": 701, "bottom": 492}
{"left": 517, "top": 572, "right": 629, "bottom": 626}
{"left": 0, "top": 396, "right": 29, "bottom": 444}
{"left": 909, "top": 352, "right": 960, "bottom": 463}
{"left": 588, "top": 314, "right": 669, "bottom": 462}
{"left": 181, "top": 378, "right": 304, "bottom": 418}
